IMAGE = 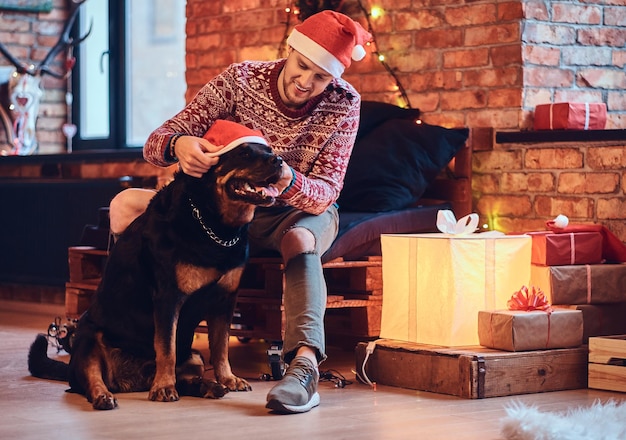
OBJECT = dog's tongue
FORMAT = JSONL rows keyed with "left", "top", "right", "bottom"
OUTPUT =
{"left": 258, "top": 185, "right": 280, "bottom": 198}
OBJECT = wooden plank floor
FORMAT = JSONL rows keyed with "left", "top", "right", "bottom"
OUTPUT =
{"left": 1, "top": 299, "right": 624, "bottom": 440}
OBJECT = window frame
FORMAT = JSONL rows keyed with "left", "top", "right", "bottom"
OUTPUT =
{"left": 70, "top": 1, "right": 127, "bottom": 151}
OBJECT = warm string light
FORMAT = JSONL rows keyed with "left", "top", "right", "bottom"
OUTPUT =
{"left": 356, "top": 0, "right": 411, "bottom": 109}
{"left": 278, "top": 5, "right": 301, "bottom": 57}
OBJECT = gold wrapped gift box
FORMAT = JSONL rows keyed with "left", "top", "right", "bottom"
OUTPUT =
{"left": 478, "top": 309, "right": 583, "bottom": 351}
{"left": 380, "top": 233, "right": 531, "bottom": 346}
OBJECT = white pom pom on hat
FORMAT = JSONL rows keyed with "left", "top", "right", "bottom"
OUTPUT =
{"left": 202, "top": 120, "right": 268, "bottom": 157}
{"left": 553, "top": 214, "right": 569, "bottom": 229}
{"left": 286, "top": 10, "right": 372, "bottom": 78}
{"left": 352, "top": 44, "right": 367, "bottom": 61}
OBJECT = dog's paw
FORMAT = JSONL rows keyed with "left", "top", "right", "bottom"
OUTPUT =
{"left": 176, "top": 376, "right": 228, "bottom": 399}
{"left": 220, "top": 375, "right": 252, "bottom": 392}
{"left": 148, "top": 385, "right": 180, "bottom": 402}
{"left": 92, "top": 393, "right": 118, "bottom": 410}
{"left": 200, "top": 380, "right": 229, "bottom": 399}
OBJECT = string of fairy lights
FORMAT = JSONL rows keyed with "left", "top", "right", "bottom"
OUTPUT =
{"left": 279, "top": 1, "right": 412, "bottom": 109}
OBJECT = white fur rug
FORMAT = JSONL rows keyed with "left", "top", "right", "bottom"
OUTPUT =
{"left": 500, "top": 399, "right": 626, "bottom": 440}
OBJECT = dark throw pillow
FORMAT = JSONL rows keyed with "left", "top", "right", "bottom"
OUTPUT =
{"left": 357, "top": 101, "right": 421, "bottom": 140}
{"left": 338, "top": 120, "right": 469, "bottom": 212}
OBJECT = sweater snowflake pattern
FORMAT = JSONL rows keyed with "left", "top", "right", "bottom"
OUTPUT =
{"left": 143, "top": 59, "right": 361, "bottom": 215}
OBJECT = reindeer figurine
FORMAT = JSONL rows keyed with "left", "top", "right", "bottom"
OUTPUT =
{"left": 0, "top": 0, "right": 91, "bottom": 155}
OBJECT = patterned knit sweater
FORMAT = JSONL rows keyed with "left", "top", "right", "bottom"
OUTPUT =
{"left": 143, "top": 59, "right": 361, "bottom": 215}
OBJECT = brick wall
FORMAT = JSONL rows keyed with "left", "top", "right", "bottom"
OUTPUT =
{"left": 185, "top": 0, "right": 626, "bottom": 130}
{"left": 185, "top": 0, "right": 527, "bottom": 130}
{"left": 473, "top": 138, "right": 626, "bottom": 242}
{"left": 522, "top": 0, "right": 626, "bottom": 129}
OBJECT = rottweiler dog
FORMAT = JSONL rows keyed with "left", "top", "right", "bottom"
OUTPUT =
{"left": 28, "top": 138, "right": 283, "bottom": 410}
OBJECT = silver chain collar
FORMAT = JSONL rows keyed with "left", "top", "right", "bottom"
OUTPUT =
{"left": 189, "top": 198, "right": 241, "bottom": 247}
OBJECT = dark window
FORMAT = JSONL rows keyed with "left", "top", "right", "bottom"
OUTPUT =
{"left": 72, "top": 0, "right": 186, "bottom": 151}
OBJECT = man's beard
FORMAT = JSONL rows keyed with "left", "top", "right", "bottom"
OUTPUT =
{"left": 281, "top": 75, "right": 309, "bottom": 109}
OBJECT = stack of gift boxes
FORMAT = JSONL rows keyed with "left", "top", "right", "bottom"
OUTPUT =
{"left": 478, "top": 226, "right": 626, "bottom": 352}
{"left": 530, "top": 229, "right": 626, "bottom": 342}
{"left": 379, "top": 212, "right": 626, "bottom": 352}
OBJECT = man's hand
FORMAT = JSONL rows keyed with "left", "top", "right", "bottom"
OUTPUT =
{"left": 173, "top": 136, "right": 221, "bottom": 178}
{"left": 274, "top": 161, "right": 295, "bottom": 195}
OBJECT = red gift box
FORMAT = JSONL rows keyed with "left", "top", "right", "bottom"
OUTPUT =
{"left": 534, "top": 102, "right": 607, "bottom": 130}
{"left": 528, "top": 231, "right": 603, "bottom": 266}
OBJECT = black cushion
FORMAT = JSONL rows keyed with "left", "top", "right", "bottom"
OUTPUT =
{"left": 321, "top": 202, "right": 450, "bottom": 263}
{"left": 357, "top": 101, "right": 421, "bottom": 140}
{"left": 338, "top": 120, "right": 469, "bottom": 212}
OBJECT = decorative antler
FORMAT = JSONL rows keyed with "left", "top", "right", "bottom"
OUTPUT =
{"left": 37, "top": 0, "right": 92, "bottom": 79}
{"left": 0, "top": 0, "right": 91, "bottom": 78}
{"left": 0, "top": 0, "right": 91, "bottom": 155}
{"left": 0, "top": 42, "right": 30, "bottom": 74}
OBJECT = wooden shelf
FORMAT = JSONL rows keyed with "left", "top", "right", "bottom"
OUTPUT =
{"left": 496, "top": 129, "right": 626, "bottom": 144}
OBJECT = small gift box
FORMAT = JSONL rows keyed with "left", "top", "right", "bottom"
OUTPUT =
{"left": 528, "top": 231, "right": 603, "bottom": 266}
{"left": 478, "top": 309, "right": 583, "bottom": 351}
{"left": 531, "top": 264, "right": 626, "bottom": 304}
{"left": 478, "top": 286, "right": 583, "bottom": 351}
{"left": 534, "top": 102, "right": 607, "bottom": 130}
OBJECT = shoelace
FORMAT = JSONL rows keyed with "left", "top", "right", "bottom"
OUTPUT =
{"left": 286, "top": 360, "right": 316, "bottom": 385}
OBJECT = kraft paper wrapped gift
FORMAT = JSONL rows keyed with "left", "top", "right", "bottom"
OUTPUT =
{"left": 478, "top": 309, "right": 583, "bottom": 351}
{"left": 557, "top": 304, "right": 626, "bottom": 343}
{"left": 528, "top": 231, "right": 603, "bottom": 266}
{"left": 533, "top": 102, "right": 607, "bottom": 130}
{"left": 531, "top": 264, "right": 626, "bottom": 305}
{"left": 380, "top": 232, "right": 532, "bottom": 346}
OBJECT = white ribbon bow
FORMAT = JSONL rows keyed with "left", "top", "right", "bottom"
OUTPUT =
{"left": 436, "top": 210, "right": 479, "bottom": 235}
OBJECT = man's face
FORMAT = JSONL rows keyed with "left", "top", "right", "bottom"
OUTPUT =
{"left": 278, "top": 50, "right": 334, "bottom": 109}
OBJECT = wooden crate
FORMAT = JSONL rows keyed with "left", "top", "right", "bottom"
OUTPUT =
{"left": 588, "top": 334, "right": 626, "bottom": 393}
{"left": 68, "top": 246, "right": 108, "bottom": 283}
{"left": 232, "top": 257, "right": 384, "bottom": 342}
{"left": 355, "top": 339, "right": 589, "bottom": 399}
{"left": 231, "top": 297, "right": 284, "bottom": 341}
{"left": 230, "top": 296, "right": 382, "bottom": 344}
{"left": 65, "top": 246, "right": 107, "bottom": 319}
{"left": 325, "top": 298, "right": 382, "bottom": 338}
{"left": 65, "top": 282, "right": 98, "bottom": 319}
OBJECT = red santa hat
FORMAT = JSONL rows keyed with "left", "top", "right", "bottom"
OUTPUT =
{"left": 202, "top": 120, "right": 268, "bottom": 157}
{"left": 286, "top": 10, "right": 372, "bottom": 78}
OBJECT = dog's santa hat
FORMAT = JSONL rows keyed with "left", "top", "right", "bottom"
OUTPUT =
{"left": 287, "top": 10, "right": 372, "bottom": 78}
{"left": 203, "top": 120, "right": 268, "bottom": 157}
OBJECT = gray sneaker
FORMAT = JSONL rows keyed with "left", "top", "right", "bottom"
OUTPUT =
{"left": 265, "top": 356, "right": 320, "bottom": 414}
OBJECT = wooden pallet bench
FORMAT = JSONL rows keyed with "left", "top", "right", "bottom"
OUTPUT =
{"left": 64, "top": 247, "right": 384, "bottom": 343}
{"left": 230, "top": 256, "right": 383, "bottom": 344}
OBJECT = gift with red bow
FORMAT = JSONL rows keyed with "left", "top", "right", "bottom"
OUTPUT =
{"left": 478, "top": 286, "right": 583, "bottom": 351}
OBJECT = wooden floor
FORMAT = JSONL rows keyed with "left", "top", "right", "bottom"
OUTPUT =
{"left": 1, "top": 300, "right": 624, "bottom": 440}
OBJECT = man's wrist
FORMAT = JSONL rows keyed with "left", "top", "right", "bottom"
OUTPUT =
{"left": 281, "top": 166, "right": 296, "bottom": 194}
{"left": 167, "top": 133, "right": 185, "bottom": 162}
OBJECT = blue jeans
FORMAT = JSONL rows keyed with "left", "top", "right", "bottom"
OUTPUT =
{"left": 247, "top": 204, "right": 339, "bottom": 364}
